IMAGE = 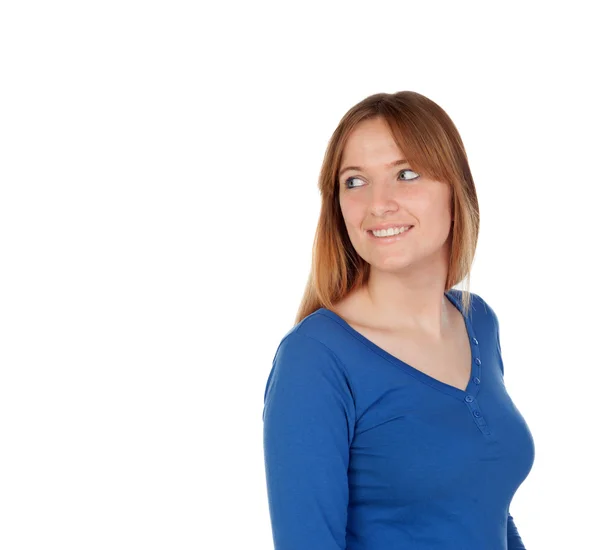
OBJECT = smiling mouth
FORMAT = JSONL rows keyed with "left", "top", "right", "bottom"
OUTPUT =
{"left": 367, "top": 226, "right": 414, "bottom": 239}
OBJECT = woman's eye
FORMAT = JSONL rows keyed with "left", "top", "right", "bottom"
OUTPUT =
{"left": 344, "top": 176, "right": 364, "bottom": 189}
{"left": 399, "top": 169, "right": 419, "bottom": 180}
{"left": 343, "top": 169, "right": 419, "bottom": 189}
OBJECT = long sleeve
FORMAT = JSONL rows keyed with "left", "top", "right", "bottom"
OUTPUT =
{"left": 262, "top": 330, "right": 356, "bottom": 550}
{"left": 507, "top": 512, "right": 526, "bottom": 549}
{"left": 493, "top": 304, "right": 528, "bottom": 550}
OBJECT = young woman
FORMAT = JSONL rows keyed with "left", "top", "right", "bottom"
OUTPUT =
{"left": 262, "top": 91, "right": 535, "bottom": 549}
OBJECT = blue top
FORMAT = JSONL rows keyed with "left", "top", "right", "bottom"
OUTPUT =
{"left": 262, "top": 289, "right": 535, "bottom": 550}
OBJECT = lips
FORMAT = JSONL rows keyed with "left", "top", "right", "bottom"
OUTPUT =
{"left": 368, "top": 226, "right": 413, "bottom": 237}
{"left": 366, "top": 224, "right": 414, "bottom": 232}
{"left": 367, "top": 225, "right": 414, "bottom": 241}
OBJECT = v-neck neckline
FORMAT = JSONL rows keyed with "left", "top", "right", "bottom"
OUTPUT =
{"left": 315, "top": 289, "right": 482, "bottom": 401}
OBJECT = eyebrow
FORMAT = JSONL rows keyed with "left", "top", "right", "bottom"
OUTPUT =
{"left": 338, "top": 159, "right": 409, "bottom": 178}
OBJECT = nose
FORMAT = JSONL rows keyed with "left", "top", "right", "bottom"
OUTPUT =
{"left": 368, "top": 180, "right": 399, "bottom": 215}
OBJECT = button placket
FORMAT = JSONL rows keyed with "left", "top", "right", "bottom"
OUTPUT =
{"left": 464, "top": 393, "right": 489, "bottom": 432}
{"left": 468, "top": 330, "right": 482, "bottom": 395}
{"left": 444, "top": 290, "right": 490, "bottom": 436}
{"left": 465, "top": 328, "right": 490, "bottom": 435}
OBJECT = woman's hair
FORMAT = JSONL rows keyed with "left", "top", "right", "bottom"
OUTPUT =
{"left": 294, "top": 90, "right": 480, "bottom": 326}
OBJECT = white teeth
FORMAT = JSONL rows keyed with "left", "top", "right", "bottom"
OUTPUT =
{"left": 371, "top": 226, "right": 412, "bottom": 237}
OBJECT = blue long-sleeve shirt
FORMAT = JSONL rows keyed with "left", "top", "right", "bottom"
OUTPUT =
{"left": 262, "top": 289, "right": 535, "bottom": 549}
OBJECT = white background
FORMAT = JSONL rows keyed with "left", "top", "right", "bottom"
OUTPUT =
{"left": 1, "top": 1, "right": 598, "bottom": 548}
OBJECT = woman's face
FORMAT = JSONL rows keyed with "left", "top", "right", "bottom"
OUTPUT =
{"left": 338, "top": 116, "right": 454, "bottom": 274}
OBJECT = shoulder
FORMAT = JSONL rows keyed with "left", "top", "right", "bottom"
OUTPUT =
{"left": 282, "top": 305, "right": 360, "bottom": 356}
{"left": 449, "top": 288, "right": 496, "bottom": 317}
{"left": 265, "top": 310, "right": 357, "bottom": 394}
{"left": 269, "top": 314, "right": 352, "bottom": 380}
{"left": 274, "top": 308, "right": 351, "bottom": 359}
{"left": 264, "top": 320, "right": 356, "bottom": 420}
{"left": 470, "top": 291, "right": 499, "bottom": 328}
{"left": 451, "top": 289, "right": 500, "bottom": 332}
{"left": 272, "top": 323, "right": 339, "bottom": 366}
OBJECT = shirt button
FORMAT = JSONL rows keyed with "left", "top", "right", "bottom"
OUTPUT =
{"left": 472, "top": 337, "right": 478, "bottom": 345}
{"left": 465, "top": 395, "right": 474, "bottom": 403}
{"left": 473, "top": 410, "right": 482, "bottom": 418}
{"left": 473, "top": 376, "right": 481, "bottom": 384}
{"left": 475, "top": 357, "right": 481, "bottom": 365}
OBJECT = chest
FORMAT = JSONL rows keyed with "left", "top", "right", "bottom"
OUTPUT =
{"left": 361, "top": 327, "right": 472, "bottom": 391}
{"left": 331, "top": 301, "right": 473, "bottom": 392}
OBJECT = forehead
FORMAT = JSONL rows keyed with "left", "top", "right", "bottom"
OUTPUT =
{"left": 341, "top": 117, "right": 404, "bottom": 164}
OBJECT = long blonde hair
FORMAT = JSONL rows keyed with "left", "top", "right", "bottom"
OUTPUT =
{"left": 294, "top": 91, "right": 480, "bottom": 326}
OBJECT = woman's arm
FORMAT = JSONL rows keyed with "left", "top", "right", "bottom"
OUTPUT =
{"left": 262, "top": 330, "right": 356, "bottom": 550}
{"left": 507, "top": 512, "right": 527, "bottom": 549}
{"left": 491, "top": 300, "right": 528, "bottom": 550}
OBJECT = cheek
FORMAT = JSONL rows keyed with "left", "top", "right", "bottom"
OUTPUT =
{"left": 339, "top": 199, "right": 361, "bottom": 227}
